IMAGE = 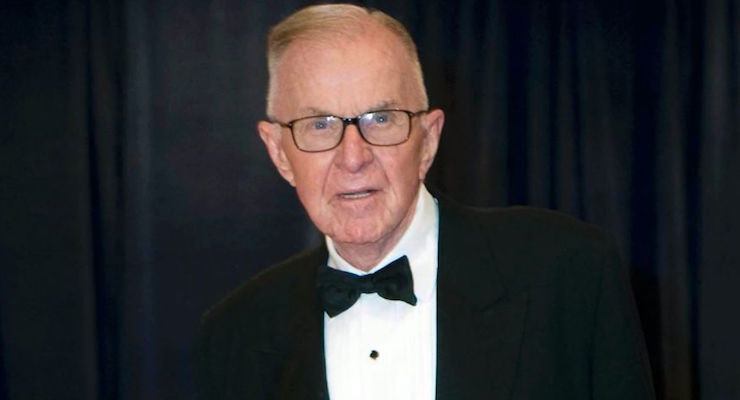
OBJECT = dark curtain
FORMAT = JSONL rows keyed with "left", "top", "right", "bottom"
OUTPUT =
{"left": 1, "top": 0, "right": 737, "bottom": 399}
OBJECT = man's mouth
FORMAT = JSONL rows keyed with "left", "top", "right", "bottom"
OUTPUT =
{"left": 339, "top": 189, "right": 376, "bottom": 200}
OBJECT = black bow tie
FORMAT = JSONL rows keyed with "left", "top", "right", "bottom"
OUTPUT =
{"left": 316, "top": 256, "right": 418, "bottom": 317}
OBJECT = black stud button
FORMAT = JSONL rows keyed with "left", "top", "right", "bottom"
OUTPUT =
{"left": 369, "top": 350, "right": 379, "bottom": 359}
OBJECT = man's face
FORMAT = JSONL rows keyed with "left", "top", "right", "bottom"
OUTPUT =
{"left": 258, "top": 24, "right": 443, "bottom": 259}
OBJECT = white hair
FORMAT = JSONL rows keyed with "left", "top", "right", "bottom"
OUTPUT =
{"left": 265, "top": 4, "right": 428, "bottom": 116}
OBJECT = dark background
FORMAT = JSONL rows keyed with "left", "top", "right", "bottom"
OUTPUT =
{"left": 1, "top": 0, "right": 738, "bottom": 399}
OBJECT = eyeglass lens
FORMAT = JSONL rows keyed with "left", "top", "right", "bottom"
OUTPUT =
{"left": 292, "top": 110, "right": 410, "bottom": 151}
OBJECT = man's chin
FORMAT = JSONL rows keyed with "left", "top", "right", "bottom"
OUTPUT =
{"left": 330, "top": 231, "right": 382, "bottom": 247}
{"left": 328, "top": 223, "right": 388, "bottom": 247}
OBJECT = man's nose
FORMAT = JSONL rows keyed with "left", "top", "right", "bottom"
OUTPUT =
{"left": 335, "top": 123, "right": 373, "bottom": 172}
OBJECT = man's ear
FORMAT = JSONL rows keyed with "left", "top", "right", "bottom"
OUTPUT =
{"left": 257, "top": 120, "right": 296, "bottom": 186}
{"left": 418, "top": 108, "right": 444, "bottom": 180}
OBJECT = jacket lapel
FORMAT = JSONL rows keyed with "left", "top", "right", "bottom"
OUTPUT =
{"left": 275, "top": 246, "right": 330, "bottom": 400}
{"left": 435, "top": 199, "right": 528, "bottom": 399}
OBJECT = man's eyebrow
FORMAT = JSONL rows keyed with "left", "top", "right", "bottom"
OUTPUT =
{"left": 301, "top": 107, "right": 332, "bottom": 116}
{"left": 366, "top": 100, "right": 398, "bottom": 112}
{"left": 299, "top": 101, "right": 400, "bottom": 118}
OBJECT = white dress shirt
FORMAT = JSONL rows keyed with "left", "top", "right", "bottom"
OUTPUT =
{"left": 324, "top": 184, "right": 439, "bottom": 400}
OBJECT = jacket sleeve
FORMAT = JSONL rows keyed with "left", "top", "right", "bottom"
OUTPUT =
{"left": 590, "top": 238, "right": 655, "bottom": 399}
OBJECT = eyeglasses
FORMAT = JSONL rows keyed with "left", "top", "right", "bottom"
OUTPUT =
{"left": 271, "top": 109, "right": 427, "bottom": 153}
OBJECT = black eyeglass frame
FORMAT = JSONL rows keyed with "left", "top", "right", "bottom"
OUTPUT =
{"left": 270, "top": 109, "right": 428, "bottom": 153}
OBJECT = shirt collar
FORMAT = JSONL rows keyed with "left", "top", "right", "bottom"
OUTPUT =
{"left": 326, "top": 184, "right": 439, "bottom": 302}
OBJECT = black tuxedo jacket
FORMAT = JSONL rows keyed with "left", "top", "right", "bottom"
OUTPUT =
{"left": 198, "top": 199, "right": 654, "bottom": 399}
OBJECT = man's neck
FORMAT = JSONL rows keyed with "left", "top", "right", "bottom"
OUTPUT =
{"left": 332, "top": 235, "right": 402, "bottom": 272}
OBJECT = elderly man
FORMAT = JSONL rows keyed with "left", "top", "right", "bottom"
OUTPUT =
{"left": 198, "top": 4, "right": 654, "bottom": 400}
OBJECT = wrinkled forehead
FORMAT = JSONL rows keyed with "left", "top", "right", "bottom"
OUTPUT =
{"left": 277, "top": 22, "right": 412, "bottom": 78}
{"left": 271, "top": 28, "right": 420, "bottom": 117}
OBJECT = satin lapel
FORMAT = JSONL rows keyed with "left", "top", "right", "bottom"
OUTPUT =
{"left": 435, "top": 199, "right": 528, "bottom": 400}
{"left": 275, "top": 247, "right": 330, "bottom": 400}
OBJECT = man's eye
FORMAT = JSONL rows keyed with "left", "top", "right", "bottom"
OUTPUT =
{"left": 313, "top": 120, "right": 329, "bottom": 130}
{"left": 373, "top": 113, "right": 389, "bottom": 124}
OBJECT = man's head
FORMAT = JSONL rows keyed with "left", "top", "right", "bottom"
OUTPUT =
{"left": 257, "top": 4, "right": 444, "bottom": 268}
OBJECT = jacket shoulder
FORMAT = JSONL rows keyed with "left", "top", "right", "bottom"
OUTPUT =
{"left": 200, "top": 245, "right": 326, "bottom": 332}
{"left": 439, "top": 197, "right": 623, "bottom": 291}
{"left": 197, "top": 245, "right": 326, "bottom": 399}
{"left": 442, "top": 194, "right": 615, "bottom": 243}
